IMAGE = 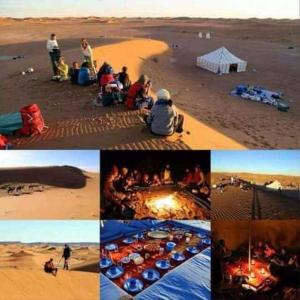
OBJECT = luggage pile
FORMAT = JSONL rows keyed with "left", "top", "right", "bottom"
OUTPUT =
{"left": 231, "top": 84, "right": 290, "bottom": 112}
{"left": 0, "top": 104, "right": 45, "bottom": 149}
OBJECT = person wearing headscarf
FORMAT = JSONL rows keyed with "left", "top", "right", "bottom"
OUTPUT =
{"left": 145, "top": 89, "right": 184, "bottom": 136}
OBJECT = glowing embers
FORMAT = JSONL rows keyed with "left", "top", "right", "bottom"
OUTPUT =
{"left": 147, "top": 194, "right": 179, "bottom": 212}
{"left": 139, "top": 189, "right": 208, "bottom": 220}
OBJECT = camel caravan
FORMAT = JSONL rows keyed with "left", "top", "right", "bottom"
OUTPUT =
{"left": 0, "top": 183, "right": 45, "bottom": 196}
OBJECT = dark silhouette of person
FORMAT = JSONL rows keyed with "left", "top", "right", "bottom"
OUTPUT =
{"left": 62, "top": 244, "right": 72, "bottom": 270}
{"left": 44, "top": 258, "right": 58, "bottom": 276}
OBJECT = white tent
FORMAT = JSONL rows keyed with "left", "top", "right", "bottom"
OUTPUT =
{"left": 196, "top": 47, "right": 247, "bottom": 74}
{"left": 266, "top": 180, "right": 282, "bottom": 190}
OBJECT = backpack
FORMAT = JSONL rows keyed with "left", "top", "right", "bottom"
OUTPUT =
{"left": 19, "top": 104, "right": 45, "bottom": 136}
{"left": 0, "top": 134, "right": 8, "bottom": 149}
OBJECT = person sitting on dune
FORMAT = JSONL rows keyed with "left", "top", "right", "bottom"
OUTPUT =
{"left": 118, "top": 66, "right": 131, "bottom": 91}
{"left": 55, "top": 57, "right": 69, "bottom": 81}
{"left": 144, "top": 89, "right": 184, "bottom": 136}
{"left": 44, "top": 258, "right": 58, "bottom": 276}
{"left": 125, "top": 75, "right": 153, "bottom": 110}
{"left": 101, "top": 84, "right": 122, "bottom": 107}
{"left": 69, "top": 61, "right": 80, "bottom": 84}
{"left": 98, "top": 63, "right": 114, "bottom": 87}
{"left": 78, "top": 62, "right": 95, "bottom": 86}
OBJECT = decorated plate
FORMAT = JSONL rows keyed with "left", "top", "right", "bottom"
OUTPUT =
{"left": 123, "top": 237, "right": 136, "bottom": 244}
{"left": 197, "top": 233, "right": 207, "bottom": 239}
{"left": 105, "top": 265, "right": 124, "bottom": 279}
{"left": 133, "top": 232, "right": 144, "bottom": 239}
{"left": 144, "top": 243, "right": 160, "bottom": 253}
{"left": 202, "top": 238, "right": 211, "bottom": 245}
{"left": 147, "top": 231, "right": 169, "bottom": 239}
{"left": 104, "top": 243, "right": 118, "bottom": 251}
{"left": 155, "top": 259, "right": 171, "bottom": 270}
{"left": 121, "top": 256, "right": 130, "bottom": 264}
{"left": 123, "top": 278, "right": 144, "bottom": 293}
{"left": 129, "top": 253, "right": 141, "bottom": 261}
{"left": 186, "top": 246, "right": 200, "bottom": 254}
{"left": 100, "top": 257, "right": 113, "bottom": 268}
{"left": 142, "top": 268, "right": 160, "bottom": 282}
{"left": 171, "top": 252, "right": 186, "bottom": 261}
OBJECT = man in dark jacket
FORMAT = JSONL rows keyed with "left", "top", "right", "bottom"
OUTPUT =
{"left": 62, "top": 244, "right": 72, "bottom": 270}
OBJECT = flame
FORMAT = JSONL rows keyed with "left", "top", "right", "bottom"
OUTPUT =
{"left": 147, "top": 194, "right": 178, "bottom": 211}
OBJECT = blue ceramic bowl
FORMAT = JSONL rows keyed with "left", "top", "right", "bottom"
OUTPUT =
{"left": 186, "top": 246, "right": 200, "bottom": 254}
{"left": 104, "top": 243, "right": 118, "bottom": 251}
{"left": 123, "top": 237, "right": 136, "bottom": 244}
{"left": 123, "top": 278, "right": 144, "bottom": 293}
{"left": 105, "top": 265, "right": 124, "bottom": 279}
{"left": 166, "top": 242, "right": 176, "bottom": 251}
{"left": 202, "top": 238, "right": 211, "bottom": 245}
{"left": 142, "top": 268, "right": 160, "bottom": 282}
{"left": 197, "top": 233, "right": 207, "bottom": 239}
{"left": 155, "top": 259, "right": 171, "bottom": 270}
{"left": 171, "top": 252, "right": 186, "bottom": 261}
{"left": 100, "top": 257, "right": 113, "bottom": 268}
{"left": 133, "top": 232, "right": 144, "bottom": 239}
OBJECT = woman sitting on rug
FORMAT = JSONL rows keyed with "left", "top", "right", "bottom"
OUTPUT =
{"left": 145, "top": 89, "right": 184, "bottom": 136}
{"left": 125, "top": 74, "right": 153, "bottom": 110}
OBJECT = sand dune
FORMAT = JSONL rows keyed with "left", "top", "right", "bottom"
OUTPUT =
{"left": 0, "top": 269, "right": 99, "bottom": 300}
{"left": 0, "top": 167, "right": 99, "bottom": 219}
{"left": 0, "top": 166, "right": 89, "bottom": 188}
{"left": 0, "top": 244, "right": 99, "bottom": 300}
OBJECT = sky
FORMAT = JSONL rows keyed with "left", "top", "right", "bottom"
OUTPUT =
{"left": 212, "top": 150, "right": 300, "bottom": 176}
{"left": 0, "top": 221, "right": 99, "bottom": 243}
{"left": 0, "top": 0, "right": 298, "bottom": 19}
{"left": 0, "top": 150, "right": 99, "bottom": 172}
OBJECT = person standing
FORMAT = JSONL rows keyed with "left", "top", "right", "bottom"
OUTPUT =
{"left": 81, "top": 38, "right": 96, "bottom": 74}
{"left": 47, "top": 33, "right": 60, "bottom": 75}
{"left": 62, "top": 244, "right": 72, "bottom": 270}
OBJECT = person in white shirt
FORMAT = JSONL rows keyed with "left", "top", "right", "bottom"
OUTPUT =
{"left": 47, "top": 33, "right": 60, "bottom": 75}
{"left": 81, "top": 38, "right": 96, "bottom": 74}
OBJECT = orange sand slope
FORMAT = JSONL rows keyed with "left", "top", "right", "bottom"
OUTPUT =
{"left": 0, "top": 244, "right": 99, "bottom": 300}
{"left": 0, "top": 269, "right": 99, "bottom": 300}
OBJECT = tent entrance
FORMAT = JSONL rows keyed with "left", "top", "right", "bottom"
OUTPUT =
{"left": 229, "top": 64, "right": 238, "bottom": 72}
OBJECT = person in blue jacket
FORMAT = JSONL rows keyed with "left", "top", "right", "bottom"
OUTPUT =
{"left": 78, "top": 62, "right": 95, "bottom": 86}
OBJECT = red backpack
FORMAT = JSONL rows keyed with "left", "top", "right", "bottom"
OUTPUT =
{"left": 0, "top": 134, "right": 8, "bottom": 149}
{"left": 19, "top": 104, "right": 45, "bottom": 136}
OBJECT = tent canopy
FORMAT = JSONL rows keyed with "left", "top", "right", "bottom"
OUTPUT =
{"left": 266, "top": 180, "right": 282, "bottom": 190}
{"left": 197, "top": 47, "right": 247, "bottom": 74}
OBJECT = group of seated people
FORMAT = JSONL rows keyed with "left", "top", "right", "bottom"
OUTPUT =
{"left": 101, "top": 164, "right": 209, "bottom": 219}
{"left": 213, "top": 239, "right": 300, "bottom": 299}
{"left": 55, "top": 57, "right": 185, "bottom": 136}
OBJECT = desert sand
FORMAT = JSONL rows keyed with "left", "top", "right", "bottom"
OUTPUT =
{"left": 211, "top": 172, "right": 300, "bottom": 220}
{"left": 0, "top": 166, "right": 99, "bottom": 219}
{"left": 0, "top": 243, "right": 99, "bottom": 300}
{"left": 1, "top": 18, "right": 299, "bottom": 149}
